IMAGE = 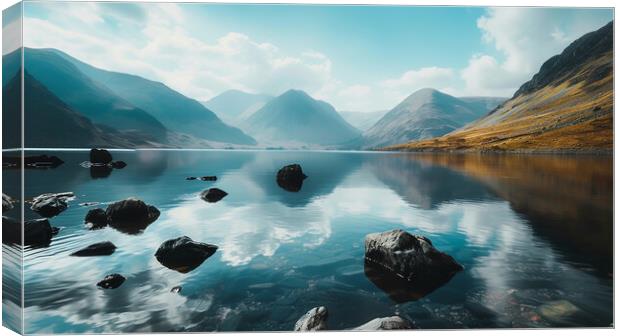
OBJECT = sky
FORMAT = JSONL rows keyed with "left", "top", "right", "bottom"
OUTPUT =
{"left": 8, "top": 2, "right": 614, "bottom": 111}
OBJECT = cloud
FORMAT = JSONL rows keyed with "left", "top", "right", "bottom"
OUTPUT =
{"left": 461, "top": 7, "right": 612, "bottom": 96}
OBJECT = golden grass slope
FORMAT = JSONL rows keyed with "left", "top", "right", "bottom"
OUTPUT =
{"left": 387, "top": 51, "right": 613, "bottom": 153}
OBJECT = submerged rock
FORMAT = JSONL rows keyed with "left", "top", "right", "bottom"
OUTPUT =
{"left": 2, "top": 193, "right": 14, "bottom": 212}
{"left": 200, "top": 188, "right": 228, "bottom": 203}
{"left": 353, "top": 316, "right": 415, "bottom": 330}
{"left": 90, "top": 166, "right": 112, "bottom": 179}
{"left": 155, "top": 236, "right": 218, "bottom": 273}
{"left": 364, "top": 260, "right": 441, "bottom": 303}
{"left": 277, "top": 164, "right": 307, "bottom": 192}
{"left": 105, "top": 198, "right": 160, "bottom": 234}
{"left": 97, "top": 274, "right": 126, "bottom": 289}
{"left": 538, "top": 300, "right": 580, "bottom": 322}
{"left": 294, "top": 306, "right": 328, "bottom": 331}
{"left": 30, "top": 192, "right": 74, "bottom": 218}
{"left": 200, "top": 176, "right": 217, "bottom": 181}
{"left": 364, "top": 229, "right": 463, "bottom": 284}
{"left": 85, "top": 208, "right": 109, "bottom": 230}
{"left": 71, "top": 241, "right": 117, "bottom": 256}
{"left": 90, "top": 148, "right": 113, "bottom": 164}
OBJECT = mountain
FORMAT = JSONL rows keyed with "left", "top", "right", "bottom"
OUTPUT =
{"left": 17, "top": 48, "right": 168, "bottom": 141}
{"left": 49, "top": 49, "right": 256, "bottom": 145}
{"left": 5, "top": 72, "right": 142, "bottom": 148}
{"left": 242, "top": 89, "right": 361, "bottom": 146}
{"left": 202, "top": 90, "right": 273, "bottom": 126}
{"left": 362, "top": 89, "right": 505, "bottom": 148}
{"left": 340, "top": 110, "right": 387, "bottom": 131}
{"left": 389, "top": 21, "right": 613, "bottom": 153}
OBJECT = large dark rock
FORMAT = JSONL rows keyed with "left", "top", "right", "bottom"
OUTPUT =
{"left": 200, "top": 188, "right": 228, "bottom": 203}
{"left": 364, "top": 229, "right": 463, "bottom": 285}
{"left": 294, "top": 306, "right": 328, "bottom": 331}
{"left": 90, "top": 148, "right": 113, "bottom": 164}
{"left": 353, "top": 316, "right": 415, "bottom": 330}
{"left": 85, "top": 208, "right": 108, "bottom": 230}
{"left": 30, "top": 192, "right": 74, "bottom": 218}
{"left": 2, "top": 216, "right": 21, "bottom": 244}
{"left": 90, "top": 166, "right": 112, "bottom": 179}
{"left": 3, "top": 217, "right": 58, "bottom": 246}
{"left": 365, "top": 260, "right": 444, "bottom": 303}
{"left": 3, "top": 155, "right": 64, "bottom": 169}
{"left": 97, "top": 274, "right": 126, "bottom": 289}
{"left": 71, "top": 241, "right": 117, "bottom": 256}
{"left": 155, "top": 236, "right": 218, "bottom": 273}
{"left": 277, "top": 164, "right": 307, "bottom": 192}
{"left": 200, "top": 176, "right": 217, "bottom": 181}
{"left": 105, "top": 198, "right": 160, "bottom": 234}
{"left": 2, "top": 193, "right": 14, "bottom": 212}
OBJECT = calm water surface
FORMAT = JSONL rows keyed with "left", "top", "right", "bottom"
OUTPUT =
{"left": 3, "top": 150, "right": 613, "bottom": 333}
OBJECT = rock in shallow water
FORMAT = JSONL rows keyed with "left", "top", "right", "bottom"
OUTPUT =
{"left": 2, "top": 193, "right": 14, "bottom": 212}
{"left": 277, "top": 164, "right": 307, "bottom": 192}
{"left": 538, "top": 300, "right": 580, "bottom": 322}
{"left": 294, "top": 306, "right": 328, "bottom": 331}
{"left": 97, "top": 274, "right": 126, "bottom": 289}
{"left": 364, "top": 229, "right": 463, "bottom": 284}
{"left": 105, "top": 198, "right": 160, "bottom": 234}
{"left": 155, "top": 236, "right": 218, "bottom": 273}
{"left": 353, "top": 316, "right": 415, "bottom": 330}
{"left": 200, "top": 188, "right": 228, "bottom": 203}
{"left": 30, "top": 192, "right": 74, "bottom": 218}
{"left": 85, "top": 208, "right": 108, "bottom": 230}
{"left": 71, "top": 241, "right": 117, "bottom": 256}
{"left": 90, "top": 148, "right": 113, "bottom": 164}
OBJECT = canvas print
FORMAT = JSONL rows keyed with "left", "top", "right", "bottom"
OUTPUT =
{"left": 1, "top": 1, "right": 614, "bottom": 334}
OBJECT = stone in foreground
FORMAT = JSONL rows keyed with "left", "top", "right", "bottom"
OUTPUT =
{"left": 294, "top": 306, "right": 328, "bottom": 331}
{"left": 353, "top": 316, "right": 414, "bottom": 330}
{"left": 97, "top": 274, "right": 126, "bottom": 289}
{"left": 85, "top": 208, "right": 109, "bottom": 230}
{"left": 2, "top": 193, "right": 14, "bottom": 212}
{"left": 200, "top": 188, "right": 228, "bottom": 203}
{"left": 155, "top": 236, "right": 218, "bottom": 273}
{"left": 364, "top": 229, "right": 463, "bottom": 284}
{"left": 30, "top": 192, "right": 74, "bottom": 218}
{"left": 90, "top": 148, "right": 113, "bottom": 164}
{"left": 277, "top": 164, "right": 307, "bottom": 192}
{"left": 105, "top": 198, "right": 160, "bottom": 234}
{"left": 71, "top": 241, "right": 117, "bottom": 256}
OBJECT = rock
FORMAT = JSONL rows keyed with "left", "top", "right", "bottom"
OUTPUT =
{"left": 2, "top": 216, "right": 21, "bottom": 244}
{"left": 71, "top": 241, "right": 117, "bottom": 256}
{"left": 364, "top": 229, "right": 463, "bottom": 283}
{"left": 97, "top": 274, "right": 126, "bottom": 289}
{"left": 3, "top": 155, "right": 64, "bottom": 169}
{"left": 79, "top": 202, "right": 100, "bottom": 207}
{"left": 186, "top": 177, "right": 197, "bottom": 180}
{"left": 277, "top": 164, "right": 307, "bottom": 192}
{"left": 200, "top": 188, "right": 228, "bottom": 203}
{"left": 294, "top": 306, "right": 328, "bottom": 331}
{"left": 30, "top": 192, "right": 74, "bottom": 218}
{"left": 200, "top": 176, "right": 217, "bottom": 181}
{"left": 538, "top": 300, "right": 580, "bottom": 322}
{"left": 105, "top": 198, "right": 160, "bottom": 234}
{"left": 171, "top": 286, "right": 182, "bottom": 293}
{"left": 85, "top": 208, "right": 108, "bottom": 230}
{"left": 353, "top": 316, "right": 414, "bottom": 330}
{"left": 2, "top": 193, "right": 14, "bottom": 212}
{"left": 155, "top": 236, "right": 218, "bottom": 273}
{"left": 90, "top": 166, "right": 112, "bottom": 179}
{"left": 24, "top": 218, "right": 57, "bottom": 246}
{"left": 364, "top": 260, "right": 437, "bottom": 303}
{"left": 90, "top": 148, "right": 113, "bottom": 164}
{"left": 111, "top": 161, "right": 127, "bottom": 169}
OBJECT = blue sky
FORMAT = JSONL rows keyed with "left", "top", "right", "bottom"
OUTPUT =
{"left": 15, "top": 2, "right": 614, "bottom": 111}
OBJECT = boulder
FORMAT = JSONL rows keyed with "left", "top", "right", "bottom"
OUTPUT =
{"left": 200, "top": 176, "right": 217, "bottom": 181}
{"left": 111, "top": 161, "right": 127, "bottom": 169}
{"left": 364, "top": 229, "right": 463, "bottom": 284}
{"left": 24, "top": 218, "right": 59, "bottom": 246}
{"left": 90, "top": 166, "right": 112, "bottom": 179}
{"left": 90, "top": 148, "right": 113, "bottom": 164}
{"left": 538, "top": 300, "right": 580, "bottom": 322}
{"left": 2, "top": 216, "right": 21, "bottom": 244}
{"left": 71, "top": 241, "right": 117, "bottom": 256}
{"left": 105, "top": 198, "right": 160, "bottom": 234}
{"left": 294, "top": 306, "right": 328, "bottom": 331}
{"left": 85, "top": 208, "right": 108, "bottom": 230}
{"left": 97, "top": 274, "right": 126, "bottom": 289}
{"left": 2, "top": 193, "right": 14, "bottom": 212}
{"left": 155, "top": 236, "right": 218, "bottom": 273}
{"left": 353, "top": 316, "right": 414, "bottom": 330}
{"left": 364, "top": 260, "right": 436, "bottom": 303}
{"left": 30, "top": 192, "right": 74, "bottom": 218}
{"left": 277, "top": 164, "right": 307, "bottom": 192}
{"left": 200, "top": 188, "right": 228, "bottom": 203}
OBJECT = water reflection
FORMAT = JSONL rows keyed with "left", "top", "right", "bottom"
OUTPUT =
{"left": 13, "top": 150, "right": 612, "bottom": 332}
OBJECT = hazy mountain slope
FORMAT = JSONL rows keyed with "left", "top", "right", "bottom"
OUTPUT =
{"left": 203, "top": 90, "right": 273, "bottom": 125}
{"left": 243, "top": 89, "right": 361, "bottom": 146}
{"left": 458, "top": 97, "right": 506, "bottom": 114}
{"left": 340, "top": 110, "right": 388, "bottom": 131}
{"left": 389, "top": 21, "right": 613, "bottom": 153}
{"left": 363, "top": 89, "right": 502, "bottom": 148}
{"left": 20, "top": 48, "right": 168, "bottom": 141}
{"left": 50, "top": 49, "right": 256, "bottom": 145}
{"left": 6, "top": 72, "right": 140, "bottom": 148}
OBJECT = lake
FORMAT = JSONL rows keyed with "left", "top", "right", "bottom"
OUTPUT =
{"left": 2, "top": 150, "right": 613, "bottom": 333}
